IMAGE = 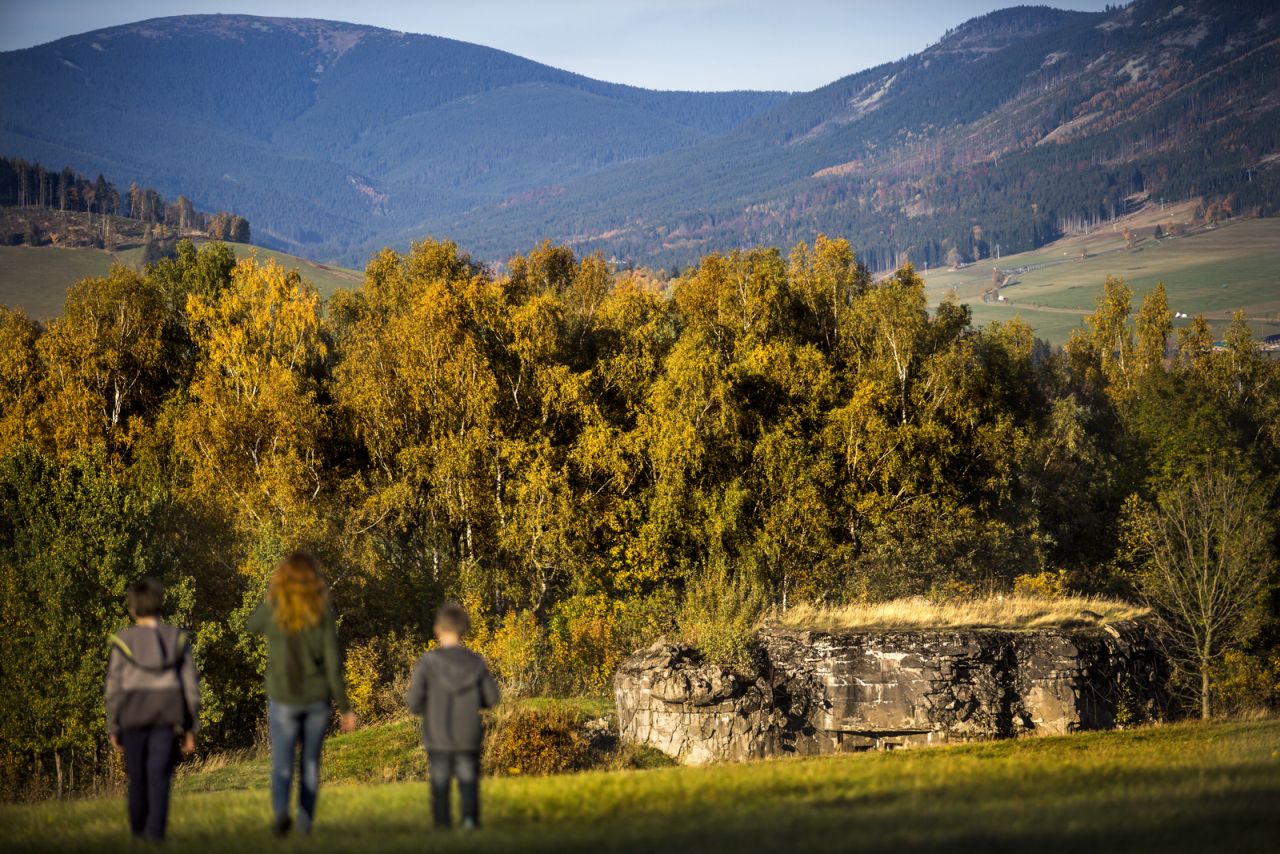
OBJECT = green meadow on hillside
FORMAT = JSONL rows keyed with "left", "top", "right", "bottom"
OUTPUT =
{"left": 2, "top": 719, "right": 1277, "bottom": 854}
{"left": 924, "top": 216, "right": 1280, "bottom": 345}
{"left": 0, "top": 241, "right": 362, "bottom": 319}
{"left": 6, "top": 213, "right": 1278, "bottom": 345}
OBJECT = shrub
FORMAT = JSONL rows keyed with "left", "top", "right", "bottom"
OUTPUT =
{"left": 1013, "top": 569, "right": 1070, "bottom": 599}
{"left": 343, "top": 632, "right": 427, "bottom": 723}
{"left": 483, "top": 703, "right": 596, "bottom": 776}
{"left": 1210, "top": 648, "right": 1280, "bottom": 717}
{"left": 849, "top": 503, "right": 1030, "bottom": 600}
{"left": 677, "top": 560, "right": 765, "bottom": 677}
{"left": 608, "top": 740, "right": 678, "bottom": 771}
{"left": 545, "top": 593, "right": 629, "bottom": 696}
{"left": 482, "top": 609, "right": 547, "bottom": 698}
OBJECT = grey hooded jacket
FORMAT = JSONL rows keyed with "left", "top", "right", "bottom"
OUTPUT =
{"left": 105, "top": 623, "right": 201, "bottom": 736}
{"left": 405, "top": 646, "right": 500, "bottom": 751}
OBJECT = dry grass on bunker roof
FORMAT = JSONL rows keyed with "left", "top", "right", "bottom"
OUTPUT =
{"left": 773, "top": 596, "right": 1149, "bottom": 632}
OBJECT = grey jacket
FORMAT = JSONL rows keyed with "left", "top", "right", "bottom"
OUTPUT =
{"left": 105, "top": 623, "right": 201, "bottom": 736}
{"left": 405, "top": 646, "right": 500, "bottom": 752}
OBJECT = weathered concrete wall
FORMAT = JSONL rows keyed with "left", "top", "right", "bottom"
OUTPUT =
{"left": 615, "top": 622, "right": 1166, "bottom": 764}
{"left": 613, "top": 643, "right": 783, "bottom": 764}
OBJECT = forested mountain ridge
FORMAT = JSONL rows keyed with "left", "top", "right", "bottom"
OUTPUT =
{"left": 2, "top": 1, "right": 1277, "bottom": 269}
{"left": 449, "top": 0, "right": 1280, "bottom": 270}
{"left": 0, "top": 15, "right": 786, "bottom": 260}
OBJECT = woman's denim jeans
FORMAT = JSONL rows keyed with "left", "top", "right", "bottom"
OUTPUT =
{"left": 269, "top": 699, "right": 330, "bottom": 832}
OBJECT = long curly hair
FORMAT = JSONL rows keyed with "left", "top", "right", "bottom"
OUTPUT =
{"left": 268, "top": 552, "right": 328, "bottom": 633}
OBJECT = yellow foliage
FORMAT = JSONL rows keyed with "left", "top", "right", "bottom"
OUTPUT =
{"left": 343, "top": 633, "right": 428, "bottom": 722}
{"left": 36, "top": 267, "right": 167, "bottom": 457}
{"left": 177, "top": 255, "right": 326, "bottom": 537}
{"left": 1211, "top": 649, "right": 1280, "bottom": 716}
{"left": 1013, "top": 569, "right": 1071, "bottom": 599}
{"left": 0, "top": 306, "right": 41, "bottom": 456}
{"left": 548, "top": 594, "right": 624, "bottom": 696}
{"left": 479, "top": 610, "right": 547, "bottom": 698}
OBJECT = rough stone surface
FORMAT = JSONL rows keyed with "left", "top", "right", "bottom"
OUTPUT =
{"left": 615, "top": 622, "right": 1167, "bottom": 763}
{"left": 613, "top": 642, "right": 783, "bottom": 764}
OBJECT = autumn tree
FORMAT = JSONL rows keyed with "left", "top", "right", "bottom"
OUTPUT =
{"left": 332, "top": 241, "right": 504, "bottom": 627}
{"left": 1176, "top": 313, "right": 1214, "bottom": 369}
{"left": 173, "top": 195, "right": 195, "bottom": 231}
{"left": 0, "top": 307, "right": 42, "bottom": 456}
{"left": 1134, "top": 282, "right": 1172, "bottom": 376}
{"left": 1067, "top": 275, "right": 1134, "bottom": 403}
{"left": 35, "top": 267, "right": 169, "bottom": 457}
{"left": 178, "top": 256, "right": 327, "bottom": 537}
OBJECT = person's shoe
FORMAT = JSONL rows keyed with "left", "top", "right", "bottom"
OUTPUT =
{"left": 272, "top": 814, "right": 292, "bottom": 838}
{"left": 460, "top": 817, "right": 477, "bottom": 831}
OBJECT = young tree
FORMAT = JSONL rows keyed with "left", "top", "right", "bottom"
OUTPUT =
{"left": 1134, "top": 282, "right": 1172, "bottom": 376}
{"left": 1068, "top": 275, "right": 1134, "bottom": 402}
{"left": 1177, "top": 314, "right": 1214, "bottom": 369}
{"left": 1136, "top": 468, "right": 1274, "bottom": 718}
{"left": 173, "top": 195, "right": 195, "bottom": 231}
{"left": 177, "top": 256, "right": 327, "bottom": 539}
{"left": 35, "top": 268, "right": 168, "bottom": 456}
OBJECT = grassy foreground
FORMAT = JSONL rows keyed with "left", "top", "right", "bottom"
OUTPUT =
{"left": 3, "top": 720, "right": 1277, "bottom": 853}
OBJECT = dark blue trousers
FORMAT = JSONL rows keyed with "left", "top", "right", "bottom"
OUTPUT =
{"left": 428, "top": 750, "right": 480, "bottom": 828}
{"left": 121, "top": 727, "right": 178, "bottom": 841}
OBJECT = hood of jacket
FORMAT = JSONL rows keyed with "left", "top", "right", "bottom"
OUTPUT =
{"left": 429, "top": 646, "right": 488, "bottom": 694}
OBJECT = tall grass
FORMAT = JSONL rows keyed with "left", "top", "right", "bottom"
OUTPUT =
{"left": 774, "top": 595, "right": 1148, "bottom": 632}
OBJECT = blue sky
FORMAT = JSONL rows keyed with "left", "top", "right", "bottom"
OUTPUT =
{"left": 0, "top": 0, "right": 1114, "bottom": 91}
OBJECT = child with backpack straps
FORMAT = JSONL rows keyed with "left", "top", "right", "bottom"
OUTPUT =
{"left": 105, "top": 578, "right": 201, "bottom": 843}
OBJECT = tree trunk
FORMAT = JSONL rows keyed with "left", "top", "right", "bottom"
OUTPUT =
{"left": 1201, "top": 667, "right": 1211, "bottom": 720}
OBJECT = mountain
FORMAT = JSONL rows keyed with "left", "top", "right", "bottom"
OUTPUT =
{"left": 3, "top": 1, "right": 1278, "bottom": 270}
{"left": 0, "top": 15, "right": 786, "bottom": 261}
{"left": 445, "top": 0, "right": 1280, "bottom": 270}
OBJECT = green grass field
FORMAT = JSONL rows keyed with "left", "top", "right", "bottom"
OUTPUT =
{"left": 924, "top": 217, "right": 1280, "bottom": 345}
{"left": 0, "top": 242, "right": 362, "bottom": 320}
{"left": 2, "top": 719, "right": 1277, "bottom": 853}
{"left": 5, "top": 212, "right": 1279, "bottom": 344}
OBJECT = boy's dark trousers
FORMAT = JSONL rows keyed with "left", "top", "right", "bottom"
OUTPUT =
{"left": 427, "top": 750, "right": 480, "bottom": 828}
{"left": 121, "top": 727, "right": 179, "bottom": 841}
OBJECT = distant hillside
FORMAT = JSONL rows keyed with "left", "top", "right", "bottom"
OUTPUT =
{"left": 451, "top": 0, "right": 1280, "bottom": 268}
{"left": 0, "top": 15, "right": 786, "bottom": 263}
{"left": 3, "top": 2, "right": 1277, "bottom": 269}
{"left": 921, "top": 202, "right": 1280, "bottom": 345}
{"left": 1, "top": 154, "right": 250, "bottom": 248}
{"left": 0, "top": 209, "right": 360, "bottom": 319}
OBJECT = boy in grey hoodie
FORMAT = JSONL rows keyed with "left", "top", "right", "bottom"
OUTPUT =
{"left": 105, "top": 578, "right": 200, "bottom": 842}
{"left": 405, "top": 602, "right": 500, "bottom": 829}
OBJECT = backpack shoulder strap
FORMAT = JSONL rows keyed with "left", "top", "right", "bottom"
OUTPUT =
{"left": 108, "top": 633, "right": 133, "bottom": 659}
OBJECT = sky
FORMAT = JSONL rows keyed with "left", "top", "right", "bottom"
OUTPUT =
{"left": 0, "top": 0, "right": 1115, "bottom": 91}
